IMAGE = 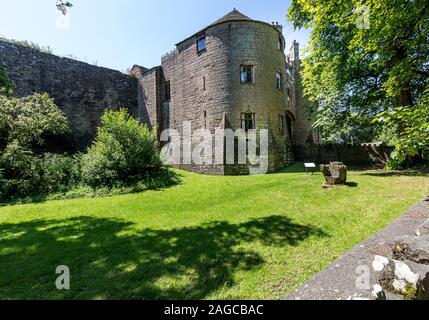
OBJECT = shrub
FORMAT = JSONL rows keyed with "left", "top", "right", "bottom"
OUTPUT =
{"left": 0, "top": 142, "right": 43, "bottom": 199}
{"left": 0, "top": 142, "right": 81, "bottom": 200}
{"left": 0, "top": 93, "right": 69, "bottom": 147}
{"left": 81, "top": 109, "right": 161, "bottom": 188}
{"left": 40, "top": 153, "right": 81, "bottom": 193}
{"left": 0, "top": 93, "right": 73, "bottom": 201}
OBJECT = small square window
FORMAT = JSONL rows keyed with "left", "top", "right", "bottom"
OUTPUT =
{"left": 276, "top": 71, "right": 283, "bottom": 90}
{"left": 241, "top": 113, "right": 256, "bottom": 131}
{"left": 197, "top": 34, "right": 206, "bottom": 52}
{"left": 240, "top": 65, "right": 253, "bottom": 83}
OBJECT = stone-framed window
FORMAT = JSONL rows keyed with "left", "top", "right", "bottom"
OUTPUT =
{"left": 276, "top": 71, "right": 283, "bottom": 90}
{"left": 197, "top": 34, "right": 206, "bottom": 52}
{"left": 240, "top": 65, "right": 253, "bottom": 83}
{"left": 164, "top": 81, "right": 171, "bottom": 101}
{"left": 278, "top": 114, "right": 285, "bottom": 134}
{"left": 241, "top": 113, "right": 256, "bottom": 131}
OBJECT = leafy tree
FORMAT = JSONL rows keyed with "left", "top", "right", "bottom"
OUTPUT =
{"left": 287, "top": 0, "right": 429, "bottom": 146}
{"left": 0, "top": 93, "right": 69, "bottom": 148}
{"left": 0, "top": 94, "right": 71, "bottom": 200}
{"left": 373, "top": 89, "right": 429, "bottom": 167}
{"left": 56, "top": 0, "right": 73, "bottom": 15}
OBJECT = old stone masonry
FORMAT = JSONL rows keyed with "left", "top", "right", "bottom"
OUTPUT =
{"left": 0, "top": 9, "right": 313, "bottom": 175}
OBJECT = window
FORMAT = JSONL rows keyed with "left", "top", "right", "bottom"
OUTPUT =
{"left": 278, "top": 115, "right": 285, "bottom": 134}
{"left": 164, "top": 81, "right": 171, "bottom": 101}
{"left": 287, "top": 88, "right": 291, "bottom": 102}
{"left": 276, "top": 71, "right": 283, "bottom": 90}
{"left": 278, "top": 35, "right": 283, "bottom": 50}
{"left": 203, "top": 76, "right": 206, "bottom": 91}
{"left": 197, "top": 34, "right": 206, "bottom": 52}
{"left": 241, "top": 113, "right": 256, "bottom": 131}
{"left": 240, "top": 65, "right": 253, "bottom": 83}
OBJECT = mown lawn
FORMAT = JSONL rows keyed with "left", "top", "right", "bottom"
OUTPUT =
{"left": 0, "top": 164, "right": 428, "bottom": 299}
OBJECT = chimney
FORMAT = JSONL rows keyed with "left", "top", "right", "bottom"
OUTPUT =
{"left": 273, "top": 21, "right": 283, "bottom": 32}
{"left": 290, "top": 40, "right": 300, "bottom": 61}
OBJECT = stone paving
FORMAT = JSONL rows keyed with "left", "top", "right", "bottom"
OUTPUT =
{"left": 286, "top": 199, "right": 429, "bottom": 300}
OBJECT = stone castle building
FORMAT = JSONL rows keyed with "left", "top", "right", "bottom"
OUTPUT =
{"left": 0, "top": 9, "right": 312, "bottom": 175}
{"left": 130, "top": 9, "right": 311, "bottom": 174}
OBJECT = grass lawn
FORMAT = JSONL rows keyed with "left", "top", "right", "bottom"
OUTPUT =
{"left": 0, "top": 163, "right": 428, "bottom": 300}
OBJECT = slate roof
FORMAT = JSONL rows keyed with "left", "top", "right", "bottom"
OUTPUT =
{"left": 211, "top": 9, "right": 252, "bottom": 25}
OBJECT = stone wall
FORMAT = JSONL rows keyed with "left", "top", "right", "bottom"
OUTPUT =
{"left": 131, "top": 65, "right": 162, "bottom": 138}
{"left": 293, "top": 143, "right": 393, "bottom": 167}
{"left": 0, "top": 40, "right": 138, "bottom": 150}
{"left": 160, "top": 20, "right": 294, "bottom": 174}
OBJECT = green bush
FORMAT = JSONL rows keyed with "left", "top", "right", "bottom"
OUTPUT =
{"left": 0, "top": 142, "right": 42, "bottom": 199}
{"left": 0, "top": 142, "right": 81, "bottom": 200}
{"left": 40, "top": 153, "right": 81, "bottom": 193}
{"left": 81, "top": 109, "right": 161, "bottom": 188}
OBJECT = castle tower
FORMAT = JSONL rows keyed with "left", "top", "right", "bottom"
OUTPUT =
{"left": 137, "top": 9, "right": 299, "bottom": 174}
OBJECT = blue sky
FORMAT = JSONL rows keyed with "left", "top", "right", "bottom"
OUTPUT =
{"left": 0, "top": 0, "right": 310, "bottom": 72}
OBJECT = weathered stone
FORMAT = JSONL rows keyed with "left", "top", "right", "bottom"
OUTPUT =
{"left": 373, "top": 256, "right": 429, "bottom": 299}
{"left": 0, "top": 40, "right": 138, "bottom": 150}
{"left": 320, "top": 162, "right": 348, "bottom": 185}
{"left": 130, "top": 10, "right": 310, "bottom": 175}
{"left": 393, "top": 235, "right": 429, "bottom": 265}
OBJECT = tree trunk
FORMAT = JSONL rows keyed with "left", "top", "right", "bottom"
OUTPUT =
{"left": 392, "top": 47, "right": 414, "bottom": 108}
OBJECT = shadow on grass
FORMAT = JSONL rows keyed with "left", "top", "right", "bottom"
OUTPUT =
{"left": 0, "top": 215, "right": 328, "bottom": 299}
{"left": 361, "top": 168, "right": 429, "bottom": 178}
{"left": 0, "top": 168, "right": 182, "bottom": 207}
{"left": 345, "top": 182, "right": 359, "bottom": 187}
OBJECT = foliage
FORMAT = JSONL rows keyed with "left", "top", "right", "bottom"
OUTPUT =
{"left": 0, "top": 145, "right": 80, "bottom": 200}
{"left": 0, "top": 36, "right": 54, "bottom": 54}
{"left": 56, "top": 0, "right": 73, "bottom": 15}
{"left": 374, "top": 89, "right": 429, "bottom": 168}
{"left": 0, "top": 67, "right": 13, "bottom": 97}
{"left": 40, "top": 153, "right": 81, "bottom": 193}
{"left": 0, "top": 93, "right": 69, "bottom": 147}
{"left": 287, "top": 0, "right": 429, "bottom": 144}
{"left": 0, "top": 93, "right": 71, "bottom": 200}
{"left": 81, "top": 109, "right": 161, "bottom": 188}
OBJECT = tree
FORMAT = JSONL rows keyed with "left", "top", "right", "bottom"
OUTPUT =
{"left": 81, "top": 109, "right": 161, "bottom": 188}
{"left": 56, "top": 0, "right": 73, "bottom": 15}
{"left": 287, "top": 0, "right": 429, "bottom": 146}
{"left": 373, "top": 89, "right": 429, "bottom": 167}
{"left": 0, "top": 93, "right": 69, "bottom": 148}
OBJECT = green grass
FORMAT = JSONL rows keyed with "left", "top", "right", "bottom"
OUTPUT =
{"left": 0, "top": 163, "right": 428, "bottom": 300}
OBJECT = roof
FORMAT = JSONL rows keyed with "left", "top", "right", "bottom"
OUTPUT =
{"left": 211, "top": 9, "right": 252, "bottom": 25}
{"left": 175, "top": 9, "right": 279, "bottom": 47}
